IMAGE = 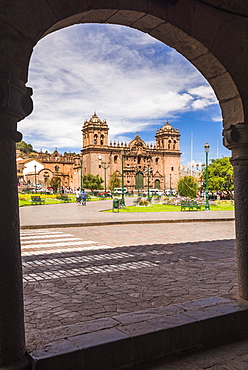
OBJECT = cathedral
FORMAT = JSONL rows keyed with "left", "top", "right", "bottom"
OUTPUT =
{"left": 23, "top": 113, "right": 181, "bottom": 192}
{"left": 79, "top": 113, "right": 181, "bottom": 192}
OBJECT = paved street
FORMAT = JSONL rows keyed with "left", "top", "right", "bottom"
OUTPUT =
{"left": 22, "top": 221, "right": 237, "bottom": 353}
{"left": 19, "top": 197, "right": 235, "bottom": 228}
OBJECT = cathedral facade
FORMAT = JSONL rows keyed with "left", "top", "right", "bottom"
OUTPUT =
{"left": 80, "top": 113, "right": 181, "bottom": 192}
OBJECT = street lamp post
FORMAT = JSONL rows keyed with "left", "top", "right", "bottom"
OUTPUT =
{"left": 204, "top": 143, "right": 210, "bottom": 210}
{"left": 148, "top": 165, "right": 150, "bottom": 200}
{"left": 120, "top": 151, "right": 125, "bottom": 206}
{"left": 101, "top": 161, "right": 110, "bottom": 193}
{"left": 147, "top": 161, "right": 151, "bottom": 201}
{"left": 80, "top": 155, "right": 83, "bottom": 190}
{"left": 34, "top": 164, "right": 37, "bottom": 193}
{"left": 145, "top": 158, "right": 152, "bottom": 201}
{"left": 137, "top": 172, "right": 140, "bottom": 196}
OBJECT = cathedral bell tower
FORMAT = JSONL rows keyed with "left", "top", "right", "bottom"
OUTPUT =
{"left": 82, "top": 112, "right": 109, "bottom": 148}
{"left": 155, "top": 121, "right": 180, "bottom": 151}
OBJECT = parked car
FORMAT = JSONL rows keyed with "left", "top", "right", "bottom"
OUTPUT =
{"left": 164, "top": 189, "right": 177, "bottom": 196}
{"left": 143, "top": 189, "right": 162, "bottom": 196}
{"left": 114, "top": 188, "right": 127, "bottom": 194}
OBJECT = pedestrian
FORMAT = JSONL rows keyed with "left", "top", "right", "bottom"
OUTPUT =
{"left": 81, "top": 189, "right": 86, "bottom": 206}
{"left": 75, "top": 188, "right": 81, "bottom": 205}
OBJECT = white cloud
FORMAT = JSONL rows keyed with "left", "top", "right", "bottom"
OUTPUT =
{"left": 211, "top": 115, "right": 222, "bottom": 122}
{"left": 22, "top": 24, "right": 219, "bottom": 152}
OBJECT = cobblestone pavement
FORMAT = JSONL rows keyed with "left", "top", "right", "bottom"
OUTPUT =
{"left": 22, "top": 221, "right": 238, "bottom": 356}
{"left": 137, "top": 338, "right": 248, "bottom": 369}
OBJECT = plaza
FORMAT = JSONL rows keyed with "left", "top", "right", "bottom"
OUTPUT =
{"left": 19, "top": 200, "right": 248, "bottom": 369}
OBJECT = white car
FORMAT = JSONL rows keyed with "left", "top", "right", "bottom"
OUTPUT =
{"left": 165, "top": 189, "right": 177, "bottom": 195}
{"left": 143, "top": 189, "right": 163, "bottom": 196}
{"left": 114, "top": 188, "right": 127, "bottom": 194}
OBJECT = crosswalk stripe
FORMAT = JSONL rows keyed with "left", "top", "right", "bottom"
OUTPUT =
{"left": 21, "top": 234, "right": 75, "bottom": 240}
{"left": 20, "top": 230, "right": 118, "bottom": 256}
{"left": 21, "top": 244, "right": 121, "bottom": 256}
{"left": 23, "top": 261, "right": 157, "bottom": 282}
{"left": 21, "top": 237, "right": 82, "bottom": 245}
{"left": 21, "top": 240, "right": 97, "bottom": 249}
{"left": 21, "top": 230, "right": 64, "bottom": 235}
{"left": 22, "top": 251, "right": 135, "bottom": 267}
{"left": 21, "top": 245, "right": 113, "bottom": 256}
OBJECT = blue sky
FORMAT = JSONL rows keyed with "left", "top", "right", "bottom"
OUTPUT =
{"left": 23, "top": 23, "right": 230, "bottom": 167}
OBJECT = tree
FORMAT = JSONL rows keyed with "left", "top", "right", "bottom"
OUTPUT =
{"left": 49, "top": 176, "right": 61, "bottom": 193}
{"left": 82, "top": 174, "right": 104, "bottom": 191}
{"left": 202, "top": 157, "right": 234, "bottom": 199}
{"left": 109, "top": 172, "right": 121, "bottom": 191}
{"left": 178, "top": 176, "right": 198, "bottom": 198}
{"left": 63, "top": 151, "right": 79, "bottom": 156}
{"left": 16, "top": 140, "right": 35, "bottom": 154}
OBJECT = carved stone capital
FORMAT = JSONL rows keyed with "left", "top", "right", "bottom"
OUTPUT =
{"left": 0, "top": 72, "right": 33, "bottom": 142}
{"left": 0, "top": 72, "right": 33, "bottom": 120}
{"left": 223, "top": 123, "right": 248, "bottom": 149}
{"left": 223, "top": 123, "right": 248, "bottom": 165}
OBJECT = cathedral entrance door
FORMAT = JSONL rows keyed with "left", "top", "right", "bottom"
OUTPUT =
{"left": 136, "top": 171, "right": 144, "bottom": 191}
{"left": 155, "top": 179, "right": 160, "bottom": 189}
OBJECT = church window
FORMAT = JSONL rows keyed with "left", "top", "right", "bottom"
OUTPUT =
{"left": 138, "top": 156, "right": 141, "bottom": 164}
{"left": 94, "top": 134, "right": 97, "bottom": 145}
{"left": 155, "top": 158, "right": 159, "bottom": 165}
{"left": 54, "top": 165, "right": 59, "bottom": 172}
{"left": 173, "top": 140, "right": 177, "bottom": 149}
{"left": 171, "top": 167, "right": 174, "bottom": 171}
{"left": 168, "top": 140, "right": 171, "bottom": 149}
{"left": 99, "top": 165, "right": 101, "bottom": 169}
{"left": 101, "top": 135, "right": 104, "bottom": 145}
{"left": 114, "top": 155, "right": 118, "bottom": 163}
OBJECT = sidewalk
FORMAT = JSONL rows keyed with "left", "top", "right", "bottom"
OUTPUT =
{"left": 19, "top": 197, "right": 235, "bottom": 228}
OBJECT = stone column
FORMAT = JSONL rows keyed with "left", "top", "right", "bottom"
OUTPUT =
{"left": 224, "top": 124, "right": 248, "bottom": 299}
{"left": 0, "top": 73, "right": 33, "bottom": 368}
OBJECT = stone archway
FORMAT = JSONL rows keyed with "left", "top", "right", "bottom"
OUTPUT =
{"left": 0, "top": 1, "right": 248, "bottom": 368}
{"left": 2, "top": 2, "right": 246, "bottom": 125}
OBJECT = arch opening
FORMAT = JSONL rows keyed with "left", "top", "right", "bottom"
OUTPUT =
{"left": 31, "top": 6, "right": 244, "bottom": 129}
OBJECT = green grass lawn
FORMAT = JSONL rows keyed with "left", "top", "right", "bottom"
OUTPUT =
{"left": 18, "top": 193, "right": 111, "bottom": 206}
{"left": 18, "top": 193, "right": 76, "bottom": 206}
{"left": 105, "top": 202, "right": 235, "bottom": 213}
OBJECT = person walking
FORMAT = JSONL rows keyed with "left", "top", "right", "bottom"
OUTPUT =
{"left": 75, "top": 188, "right": 82, "bottom": 205}
{"left": 81, "top": 189, "right": 86, "bottom": 206}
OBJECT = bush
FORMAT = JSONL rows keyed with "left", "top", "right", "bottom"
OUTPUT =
{"left": 139, "top": 200, "right": 149, "bottom": 206}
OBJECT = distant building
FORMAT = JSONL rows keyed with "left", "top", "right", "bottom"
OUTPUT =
{"left": 36, "top": 150, "right": 76, "bottom": 189}
{"left": 78, "top": 113, "right": 181, "bottom": 192}
{"left": 16, "top": 157, "right": 44, "bottom": 185}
